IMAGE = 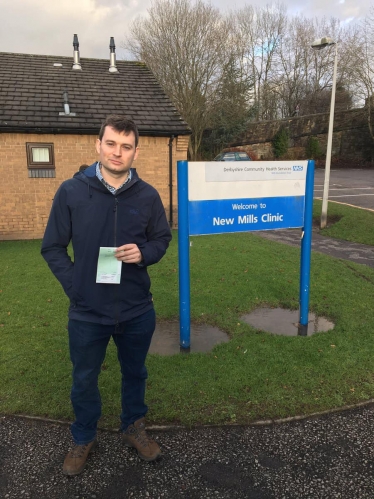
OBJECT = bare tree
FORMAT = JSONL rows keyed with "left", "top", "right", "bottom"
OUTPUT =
{"left": 230, "top": 4, "right": 287, "bottom": 121}
{"left": 123, "top": 0, "right": 229, "bottom": 159}
{"left": 272, "top": 16, "right": 316, "bottom": 117}
{"left": 345, "top": 7, "right": 374, "bottom": 140}
{"left": 123, "top": 0, "right": 363, "bottom": 157}
{"left": 271, "top": 15, "right": 354, "bottom": 117}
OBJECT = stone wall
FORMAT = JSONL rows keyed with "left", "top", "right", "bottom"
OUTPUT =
{"left": 0, "top": 133, "right": 188, "bottom": 240}
{"left": 231, "top": 108, "right": 374, "bottom": 163}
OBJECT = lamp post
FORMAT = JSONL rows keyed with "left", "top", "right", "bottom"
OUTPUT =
{"left": 311, "top": 37, "right": 338, "bottom": 229}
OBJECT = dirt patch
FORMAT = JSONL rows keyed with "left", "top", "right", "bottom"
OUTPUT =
{"left": 313, "top": 214, "right": 343, "bottom": 229}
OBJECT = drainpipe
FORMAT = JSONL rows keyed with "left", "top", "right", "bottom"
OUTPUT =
{"left": 168, "top": 135, "right": 175, "bottom": 227}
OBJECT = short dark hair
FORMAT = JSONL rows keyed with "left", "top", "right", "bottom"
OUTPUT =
{"left": 79, "top": 164, "right": 89, "bottom": 172}
{"left": 99, "top": 115, "right": 139, "bottom": 147}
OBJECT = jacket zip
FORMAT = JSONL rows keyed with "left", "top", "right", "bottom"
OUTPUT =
{"left": 114, "top": 197, "right": 118, "bottom": 245}
{"left": 114, "top": 197, "right": 120, "bottom": 331}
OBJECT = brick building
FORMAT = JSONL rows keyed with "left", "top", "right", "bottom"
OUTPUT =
{"left": 0, "top": 38, "right": 191, "bottom": 240}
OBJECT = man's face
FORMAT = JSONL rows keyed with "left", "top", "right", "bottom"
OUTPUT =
{"left": 96, "top": 126, "right": 139, "bottom": 176}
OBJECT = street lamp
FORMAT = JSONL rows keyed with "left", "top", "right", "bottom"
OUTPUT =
{"left": 311, "top": 36, "right": 338, "bottom": 229}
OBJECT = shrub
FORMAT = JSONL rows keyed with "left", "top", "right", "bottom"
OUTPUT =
{"left": 272, "top": 128, "right": 289, "bottom": 158}
{"left": 306, "top": 136, "right": 323, "bottom": 159}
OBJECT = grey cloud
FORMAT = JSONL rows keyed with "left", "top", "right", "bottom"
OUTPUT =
{"left": 0, "top": 0, "right": 371, "bottom": 59}
{"left": 0, "top": 0, "right": 148, "bottom": 58}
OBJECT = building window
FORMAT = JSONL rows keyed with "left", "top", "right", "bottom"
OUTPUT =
{"left": 26, "top": 143, "right": 55, "bottom": 178}
{"left": 26, "top": 143, "right": 55, "bottom": 168}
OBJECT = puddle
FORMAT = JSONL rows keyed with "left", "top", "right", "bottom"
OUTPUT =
{"left": 240, "top": 308, "right": 334, "bottom": 336}
{"left": 150, "top": 322, "right": 229, "bottom": 355}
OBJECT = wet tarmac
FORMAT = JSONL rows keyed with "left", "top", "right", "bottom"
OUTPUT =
{"left": 240, "top": 307, "right": 334, "bottom": 337}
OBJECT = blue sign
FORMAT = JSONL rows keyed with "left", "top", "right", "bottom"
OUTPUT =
{"left": 177, "top": 160, "right": 315, "bottom": 349}
{"left": 188, "top": 196, "right": 305, "bottom": 235}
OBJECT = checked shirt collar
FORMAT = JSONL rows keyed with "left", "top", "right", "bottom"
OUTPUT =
{"left": 95, "top": 161, "right": 132, "bottom": 195}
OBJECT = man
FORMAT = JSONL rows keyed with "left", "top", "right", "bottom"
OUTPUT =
{"left": 41, "top": 115, "right": 172, "bottom": 476}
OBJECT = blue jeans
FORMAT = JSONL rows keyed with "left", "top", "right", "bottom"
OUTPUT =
{"left": 68, "top": 308, "right": 156, "bottom": 445}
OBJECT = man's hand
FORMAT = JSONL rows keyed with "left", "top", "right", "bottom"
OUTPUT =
{"left": 115, "top": 244, "right": 143, "bottom": 264}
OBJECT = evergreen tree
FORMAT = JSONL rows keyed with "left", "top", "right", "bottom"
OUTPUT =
{"left": 201, "top": 57, "right": 255, "bottom": 159}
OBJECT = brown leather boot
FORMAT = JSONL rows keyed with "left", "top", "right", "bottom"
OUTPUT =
{"left": 122, "top": 418, "right": 161, "bottom": 461}
{"left": 62, "top": 440, "right": 97, "bottom": 476}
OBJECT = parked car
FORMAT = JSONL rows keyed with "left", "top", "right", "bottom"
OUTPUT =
{"left": 214, "top": 151, "right": 252, "bottom": 161}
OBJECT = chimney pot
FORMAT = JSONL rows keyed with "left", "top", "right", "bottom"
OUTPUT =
{"left": 73, "top": 34, "right": 79, "bottom": 50}
{"left": 109, "top": 37, "right": 119, "bottom": 73}
{"left": 72, "top": 34, "right": 82, "bottom": 70}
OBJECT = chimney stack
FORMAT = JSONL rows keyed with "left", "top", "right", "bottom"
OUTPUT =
{"left": 109, "top": 37, "right": 119, "bottom": 73}
{"left": 72, "top": 34, "right": 82, "bottom": 70}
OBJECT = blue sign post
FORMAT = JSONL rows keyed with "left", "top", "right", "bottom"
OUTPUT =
{"left": 298, "top": 161, "right": 315, "bottom": 335}
{"left": 177, "top": 160, "right": 191, "bottom": 351}
{"left": 177, "top": 160, "right": 315, "bottom": 349}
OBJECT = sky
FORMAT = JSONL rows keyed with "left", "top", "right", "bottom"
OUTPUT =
{"left": 0, "top": 0, "right": 371, "bottom": 60}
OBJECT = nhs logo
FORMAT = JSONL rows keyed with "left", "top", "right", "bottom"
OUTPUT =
{"left": 293, "top": 165, "right": 304, "bottom": 171}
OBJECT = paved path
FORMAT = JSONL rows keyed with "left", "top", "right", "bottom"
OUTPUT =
{"left": 2, "top": 403, "right": 374, "bottom": 499}
{"left": 254, "top": 229, "right": 374, "bottom": 268}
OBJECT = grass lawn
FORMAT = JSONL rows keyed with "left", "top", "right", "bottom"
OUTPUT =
{"left": 313, "top": 199, "right": 374, "bottom": 246}
{"left": 1, "top": 203, "right": 374, "bottom": 429}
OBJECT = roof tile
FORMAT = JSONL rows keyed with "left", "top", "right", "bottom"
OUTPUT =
{"left": 0, "top": 52, "right": 191, "bottom": 136}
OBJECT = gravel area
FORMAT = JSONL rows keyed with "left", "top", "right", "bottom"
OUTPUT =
{"left": 1, "top": 404, "right": 374, "bottom": 498}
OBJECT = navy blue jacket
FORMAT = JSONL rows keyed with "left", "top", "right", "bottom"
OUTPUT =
{"left": 41, "top": 164, "right": 172, "bottom": 324}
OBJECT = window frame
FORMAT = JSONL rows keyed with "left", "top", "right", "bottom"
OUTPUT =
{"left": 26, "top": 143, "right": 55, "bottom": 169}
{"left": 236, "top": 152, "right": 251, "bottom": 161}
{"left": 222, "top": 153, "right": 236, "bottom": 161}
